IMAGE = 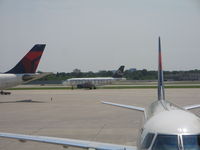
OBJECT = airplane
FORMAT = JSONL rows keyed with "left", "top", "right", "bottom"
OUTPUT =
{"left": 1, "top": 37, "right": 200, "bottom": 150}
{"left": 0, "top": 44, "right": 49, "bottom": 95}
{"left": 63, "top": 65, "right": 126, "bottom": 89}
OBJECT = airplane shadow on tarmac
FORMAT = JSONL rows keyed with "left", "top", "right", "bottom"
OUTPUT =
{"left": 0, "top": 99, "right": 45, "bottom": 104}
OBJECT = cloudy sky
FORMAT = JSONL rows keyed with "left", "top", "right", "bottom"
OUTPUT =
{"left": 0, "top": 0, "right": 200, "bottom": 72}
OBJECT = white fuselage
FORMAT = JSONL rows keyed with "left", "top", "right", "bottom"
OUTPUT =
{"left": 0, "top": 74, "right": 24, "bottom": 90}
{"left": 64, "top": 77, "right": 126, "bottom": 86}
{"left": 0, "top": 73, "right": 39, "bottom": 90}
{"left": 137, "top": 100, "right": 200, "bottom": 150}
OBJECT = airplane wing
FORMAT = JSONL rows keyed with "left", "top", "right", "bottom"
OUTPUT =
{"left": 184, "top": 104, "right": 200, "bottom": 110}
{"left": 102, "top": 101, "right": 145, "bottom": 112}
{"left": 0, "top": 132, "right": 136, "bottom": 150}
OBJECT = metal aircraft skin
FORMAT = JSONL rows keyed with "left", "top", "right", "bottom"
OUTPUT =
{"left": 1, "top": 38, "right": 200, "bottom": 150}
{"left": 63, "top": 65, "right": 125, "bottom": 89}
{"left": 0, "top": 44, "right": 49, "bottom": 94}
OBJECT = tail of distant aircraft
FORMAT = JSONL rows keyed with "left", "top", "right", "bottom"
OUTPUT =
{"left": 102, "top": 38, "right": 166, "bottom": 112}
{"left": 112, "top": 65, "right": 125, "bottom": 78}
{"left": 157, "top": 37, "right": 165, "bottom": 101}
{"left": 6, "top": 44, "right": 46, "bottom": 74}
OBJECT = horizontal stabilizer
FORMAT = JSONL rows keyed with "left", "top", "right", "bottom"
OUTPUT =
{"left": 184, "top": 104, "right": 200, "bottom": 110}
{"left": 102, "top": 101, "right": 145, "bottom": 112}
{"left": 0, "top": 132, "right": 136, "bottom": 150}
{"left": 22, "top": 72, "right": 53, "bottom": 83}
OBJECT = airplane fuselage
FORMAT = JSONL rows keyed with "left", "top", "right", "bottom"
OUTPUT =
{"left": 137, "top": 100, "right": 200, "bottom": 150}
{"left": 0, "top": 73, "right": 37, "bottom": 90}
{"left": 65, "top": 77, "right": 126, "bottom": 87}
{"left": 0, "top": 74, "right": 23, "bottom": 90}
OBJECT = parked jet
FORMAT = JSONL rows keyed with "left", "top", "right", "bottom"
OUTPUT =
{"left": 0, "top": 44, "right": 48, "bottom": 95}
{"left": 63, "top": 65, "right": 125, "bottom": 89}
{"left": 1, "top": 38, "right": 200, "bottom": 150}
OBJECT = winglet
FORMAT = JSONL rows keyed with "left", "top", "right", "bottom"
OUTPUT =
{"left": 6, "top": 44, "right": 46, "bottom": 74}
{"left": 158, "top": 37, "right": 165, "bottom": 101}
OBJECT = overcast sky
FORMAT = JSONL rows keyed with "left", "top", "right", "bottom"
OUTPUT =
{"left": 0, "top": 0, "right": 200, "bottom": 72}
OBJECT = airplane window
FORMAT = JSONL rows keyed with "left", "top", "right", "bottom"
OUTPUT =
{"left": 182, "top": 135, "right": 200, "bottom": 150}
{"left": 152, "top": 134, "right": 178, "bottom": 150}
{"left": 141, "top": 133, "right": 155, "bottom": 149}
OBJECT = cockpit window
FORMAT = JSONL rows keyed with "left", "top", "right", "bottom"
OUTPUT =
{"left": 182, "top": 135, "right": 200, "bottom": 150}
{"left": 152, "top": 134, "right": 178, "bottom": 150}
{"left": 141, "top": 133, "right": 155, "bottom": 149}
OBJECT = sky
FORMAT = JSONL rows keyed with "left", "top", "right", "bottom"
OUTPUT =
{"left": 0, "top": 0, "right": 200, "bottom": 73}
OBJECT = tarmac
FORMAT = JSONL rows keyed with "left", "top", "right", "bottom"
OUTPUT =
{"left": 0, "top": 89, "right": 200, "bottom": 150}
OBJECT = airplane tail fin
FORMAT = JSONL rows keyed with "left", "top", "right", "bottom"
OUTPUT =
{"left": 158, "top": 37, "right": 165, "bottom": 101}
{"left": 6, "top": 44, "right": 46, "bottom": 74}
{"left": 112, "top": 65, "right": 125, "bottom": 78}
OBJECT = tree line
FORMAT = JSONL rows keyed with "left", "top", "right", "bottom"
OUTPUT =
{"left": 38, "top": 69, "right": 200, "bottom": 81}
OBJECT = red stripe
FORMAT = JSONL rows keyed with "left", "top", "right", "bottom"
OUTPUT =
{"left": 159, "top": 51, "right": 162, "bottom": 70}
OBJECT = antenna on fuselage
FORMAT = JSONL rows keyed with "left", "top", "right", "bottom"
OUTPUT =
{"left": 158, "top": 37, "right": 165, "bottom": 101}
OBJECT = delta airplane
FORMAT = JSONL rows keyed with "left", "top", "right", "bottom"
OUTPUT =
{"left": 0, "top": 44, "right": 48, "bottom": 95}
{"left": 1, "top": 38, "right": 200, "bottom": 150}
{"left": 63, "top": 65, "right": 125, "bottom": 89}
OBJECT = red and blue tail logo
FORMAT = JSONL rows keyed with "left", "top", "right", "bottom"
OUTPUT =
{"left": 6, "top": 44, "right": 46, "bottom": 74}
